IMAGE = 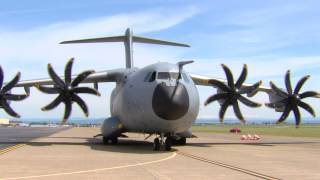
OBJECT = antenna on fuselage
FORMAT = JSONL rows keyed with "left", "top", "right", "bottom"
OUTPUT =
{"left": 60, "top": 28, "right": 190, "bottom": 69}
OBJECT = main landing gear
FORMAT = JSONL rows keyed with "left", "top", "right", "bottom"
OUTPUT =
{"left": 153, "top": 134, "right": 173, "bottom": 151}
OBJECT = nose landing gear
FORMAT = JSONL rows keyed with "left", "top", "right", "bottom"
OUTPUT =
{"left": 153, "top": 133, "right": 173, "bottom": 151}
{"left": 103, "top": 136, "right": 118, "bottom": 145}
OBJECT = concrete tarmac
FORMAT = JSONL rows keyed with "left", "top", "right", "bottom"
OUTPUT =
{"left": 0, "top": 127, "right": 319, "bottom": 180}
{"left": 0, "top": 127, "right": 68, "bottom": 150}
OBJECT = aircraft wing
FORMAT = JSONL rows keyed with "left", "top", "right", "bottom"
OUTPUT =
{"left": 14, "top": 68, "right": 125, "bottom": 87}
{"left": 1, "top": 67, "right": 126, "bottom": 120}
{"left": 190, "top": 73, "right": 272, "bottom": 94}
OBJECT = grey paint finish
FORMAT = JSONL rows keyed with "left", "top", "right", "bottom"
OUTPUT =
{"left": 109, "top": 62, "right": 199, "bottom": 134}
{"left": 13, "top": 28, "right": 273, "bottom": 139}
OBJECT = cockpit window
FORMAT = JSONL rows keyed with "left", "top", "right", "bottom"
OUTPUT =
{"left": 157, "top": 72, "right": 180, "bottom": 79}
{"left": 149, "top": 71, "right": 156, "bottom": 82}
{"left": 144, "top": 71, "right": 157, "bottom": 82}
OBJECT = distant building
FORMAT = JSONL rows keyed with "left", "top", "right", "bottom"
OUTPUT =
{"left": 9, "top": 120, "right": 22, "bottom": 127}
{"left": 0, "top": 118, "right": 9, "bottom": 126}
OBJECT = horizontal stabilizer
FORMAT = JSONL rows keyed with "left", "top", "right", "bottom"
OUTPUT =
{"left": 61, "top": 35, "right": 190, "bottom": 47}
{"left": 133, "top": 36, "right": 190, "bottom": 47}
{"left": 60, "top": 28, "right": 190, "bottom": 68}
{"left": 60, "top": 36, "right": 125, "bottom": 44}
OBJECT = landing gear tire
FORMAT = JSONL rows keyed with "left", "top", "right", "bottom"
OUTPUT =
{"left": 165, "top": 137, "right": 172, "bottom": 151}
{"left": 153, "top": 138, "right": 160, "bottom": 151}
{"left": 103, "top": 136, "right": 109, "bottom": 145}
{"left": 111, "top": 137, "right": 118, "bottom": 144}
{"left": 178, "top": 137, "right": 186, "bottom": 145}
{"left": 103, "top": 136, "right": 118, "bottom": 145}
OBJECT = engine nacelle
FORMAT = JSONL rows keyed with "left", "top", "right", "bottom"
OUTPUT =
{"left": 267, "top": 91, "right": 285, "bottom": 112}
{"left": 101, "top": 117, "right": 124, "bottom": 138}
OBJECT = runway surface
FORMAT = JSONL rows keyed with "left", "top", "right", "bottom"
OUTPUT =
{"left": 0, "top": 127, "right": 320, "bottom": 179}
{"left": 0, "top": 127, "right": 68, "bottom": 151}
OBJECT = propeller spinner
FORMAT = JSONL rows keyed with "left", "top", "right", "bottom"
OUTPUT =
{"left": 205, "top": 64, "right": 262, "bottom": 123}
{"left": 36, "top": 58, "right": 101, "bottom": 122}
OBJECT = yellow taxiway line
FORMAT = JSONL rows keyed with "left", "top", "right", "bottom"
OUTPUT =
{"left": 0, "top": 144, "right": 26, "bottom": 156}
{"left": 2, "top": 152, "right": 177, "bottom": 180}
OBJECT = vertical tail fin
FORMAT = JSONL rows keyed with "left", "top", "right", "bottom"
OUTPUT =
{"left": 60, "top": 28, "right": 190, "bottom": 68}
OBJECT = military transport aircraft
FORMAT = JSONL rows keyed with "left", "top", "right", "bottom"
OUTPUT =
{"left": 1, "top": 28, "right": 319, "bottom": 151}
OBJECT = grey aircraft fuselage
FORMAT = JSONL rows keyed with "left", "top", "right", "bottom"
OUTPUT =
{"left": 108, "top": 62, "right": 199, "bottom": 135}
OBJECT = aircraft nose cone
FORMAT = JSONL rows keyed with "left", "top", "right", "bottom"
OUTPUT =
{"left": 152, "top": 83, "right": 189, "bottom": 120}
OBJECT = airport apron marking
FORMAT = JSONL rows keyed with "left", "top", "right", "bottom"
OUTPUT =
{"left": 0, "top": 144, "right": 26, "bottom": 156}
{"left": 2, "top": 152, "right": 177, "bottom": 180}
{"left": 177, "top": 151, "right": 280, "bottom": 180}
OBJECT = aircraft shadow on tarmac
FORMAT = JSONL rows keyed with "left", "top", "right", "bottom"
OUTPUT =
{"left": 1, "top": 137, "right": 318, "bottom": 153}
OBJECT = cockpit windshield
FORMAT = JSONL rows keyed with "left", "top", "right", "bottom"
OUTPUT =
{"left": 157, "top": 72, "right": 180, "bottom": 79}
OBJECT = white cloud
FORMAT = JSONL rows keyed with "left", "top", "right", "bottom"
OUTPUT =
{"left": 0, "top": 8, "right": 197, "bottom": 119}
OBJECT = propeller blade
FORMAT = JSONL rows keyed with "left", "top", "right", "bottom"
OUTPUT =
{"left": 292, "top": 105, "right": 301, "bottom": 127}
{"left": 35, "top": 85, "right": 60, "bottom": 94}
{"left": 270, "top": 81, "right": 288, "bottom": 98}
{"left": 1, "top": 72, "right": 21, "bottom": 93}
{"left": 204, "top": 93, "right": 229, "bottom": 106}
{"left": 41, "top": 94, "right": 63, "bottom": 111}
{"left": 221, "top": 64, "right": 235, "bottom": 89}
{"left": 24, "top": 86, "right": 30, "bottom": 95}
{"left": 0, "top": 99, "right": 20, "bottom": 118}
{"left": 72, "top": 94, "right": 89, "bottom": 117}
{"left": 65, "top": 58, "right": 74, "bottom": 86}
{"left": 208, "top": 79, "right": 230, "bottom": 92}
{"left": 62, "top": 100, "right": 72, "bottom": 123}
{"left": 232, "top": 101, "right": 245, "bottom": 123}
{"left": 71, "top": 87, "right": 101, "bottom": 96}
{"left": 219, "top": 99, "right": 230, "bottom": 122}
{"left": 48, "top": 64, "right": 65, "bottom": 89}
{"left": 300, "top": 91, "right": 319, "bottom": 99}
{"left": 285, "top": 70, "right": 292, "bottom": 94}
{"left": 294, "top": 75, "right": 310, "bottom": 94}
{"left": 238, "top": 95, "right": 261, "bottom": 107}
{"left": 4, "top": 94, "right": 28, "bottom": 101}
{"left": 235, "top": 64, "right": 247, "bottom": 88}
{"left": 71, "top": 70, "right": 94, "bottom": 87}
{"left": 298, "top": 101, "right": 315, "bottom": 117}
{"left": 276, "top": 105, "right": 291, "bottom": 124}
{"left": 0, "top": 66, "right": 3, "bottom": 90}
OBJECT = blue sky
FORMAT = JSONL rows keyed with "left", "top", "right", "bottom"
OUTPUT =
{"left": 1, "top": 0, "right": 320, "bottom": 122}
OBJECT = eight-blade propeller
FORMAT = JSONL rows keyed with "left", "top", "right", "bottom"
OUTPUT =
{"left": 36, "top": 58, "right": 101, "bottom": 122}
{"left": 205, "top": 64, "right": 262, "bottom": 123}
{"left": 266, "top": 70, "right": 319, "bottom": 127}
{"left": 0, "top": 58, "right": 318, "bottom": 128}
{"left": 0, "top": 66, "right": 28, "bottom": 117}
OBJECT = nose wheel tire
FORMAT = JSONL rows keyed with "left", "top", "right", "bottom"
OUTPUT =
{"left": 178, "top": 137, "right": 186, "bottom": 145}
{"left": 153, "top": 136, "right": 172, "bottom": 151}
{"left": 153, "top": 138, "right": 160, "bottom": 151}
{"left": 103, "top": 136, "right": 118, "bottom": 145}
